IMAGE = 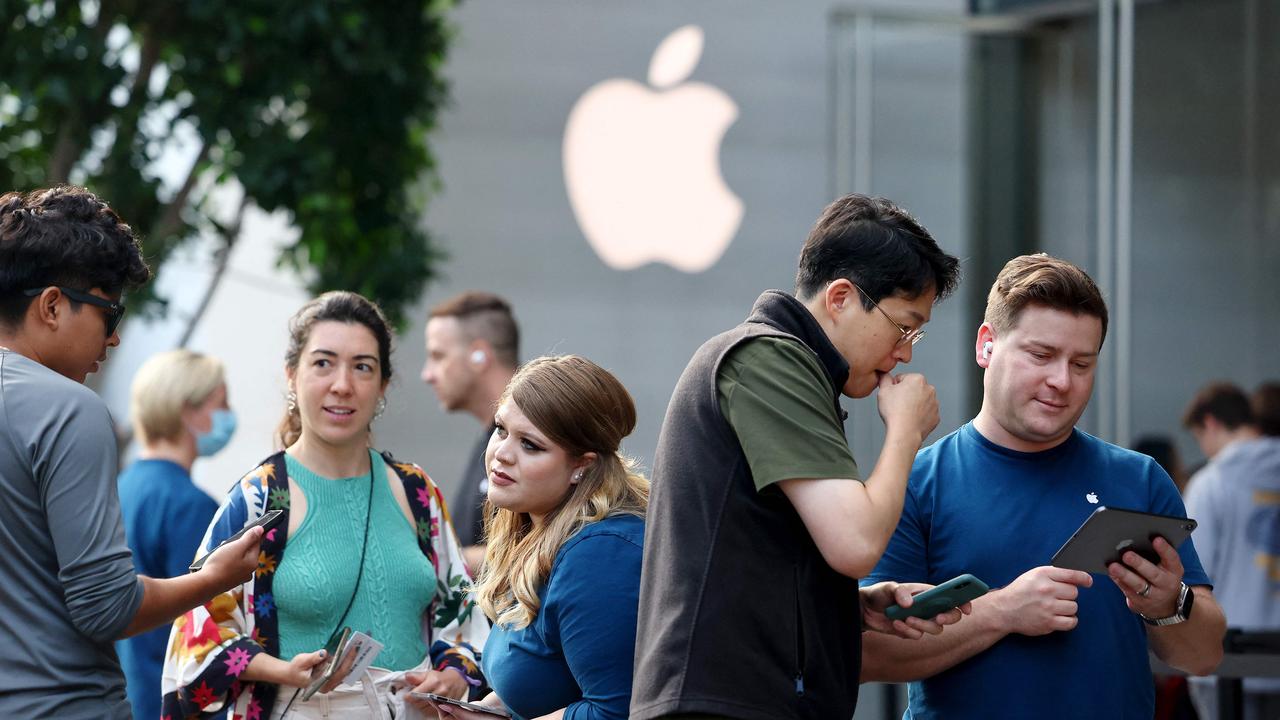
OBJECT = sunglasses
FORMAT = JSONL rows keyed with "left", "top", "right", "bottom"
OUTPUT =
{"left": 24, "top": 286, "right": 127, "bottom": 337}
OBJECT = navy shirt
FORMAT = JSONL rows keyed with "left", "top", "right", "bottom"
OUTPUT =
{"left": 115, "top": 459, "right": 218, "bottom": 720}
{"left": 483, "top": 514, "right": 644, "bottom": 720}
{"left": 864, "top": 424, "right": 1210, "bottom": 720}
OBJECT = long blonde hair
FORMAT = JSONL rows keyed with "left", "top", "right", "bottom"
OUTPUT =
{"left": 472, "top": 355, "right": 648, "bottom": 629}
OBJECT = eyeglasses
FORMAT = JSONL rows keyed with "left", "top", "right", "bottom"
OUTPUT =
{"left": 24, "top": 287, "right": 126, "bottom": 337}
{"left": 852, "top": 284, "right": 925, "bottom": 347}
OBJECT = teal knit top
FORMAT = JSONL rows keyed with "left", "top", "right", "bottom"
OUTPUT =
{"left": 275, "top": 450, "right": 436, "bottom": 670}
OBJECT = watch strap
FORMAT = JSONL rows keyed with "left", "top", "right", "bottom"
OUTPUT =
{"left": 1140, "top": 582, "right": 1192, "bottom": 626}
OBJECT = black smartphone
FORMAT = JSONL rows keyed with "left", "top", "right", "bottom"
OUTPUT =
{"left": 409, "top": 692, "right": 512, "bottom": 717}
{"left": 885, "top": 573, "right": 989, "bottom": 621}
{"left": 188, "top": 509, "right": 284, "bottom": 572}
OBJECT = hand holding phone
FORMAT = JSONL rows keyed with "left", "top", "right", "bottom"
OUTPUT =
{"left": 885, "top": 573, "right": 989, "bottom": 621}
{"left": 189, "top": 510, "right": 284, "bottom": 572}
{"left": 408, "top": 692, "right": 511, "bottom": 718}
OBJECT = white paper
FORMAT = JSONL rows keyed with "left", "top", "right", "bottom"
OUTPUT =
{"left": 339, "top": 631, "right": 384, "bottom": 684}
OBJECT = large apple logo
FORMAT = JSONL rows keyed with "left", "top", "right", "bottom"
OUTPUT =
{"left": 563, "top": 25, "right": 743, "bottom": 273}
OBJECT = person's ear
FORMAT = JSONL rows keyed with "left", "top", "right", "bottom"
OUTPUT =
{"left": 469, "top": 339, "right": 496, "bottom": 368}
{"left": 976, "top": 324, "right": 997, "bottom": 369}
{"left": 179, "top": 403, "right": 208, "bottom": 436}
{"left": 571, "top": 452, "right": 599, "bottom": 484}
{"left": 825, "top": 279, "right": 856, "bottom": 318}
{"left": 33, "top": 287, "right": 62, "bottom": 331}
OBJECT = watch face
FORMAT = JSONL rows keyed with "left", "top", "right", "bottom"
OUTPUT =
{"left": 1179, "top": 583, "right": 1194, "bottom": 618}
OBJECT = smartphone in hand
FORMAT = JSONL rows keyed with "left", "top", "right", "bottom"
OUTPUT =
{"left": 409, "top": 692, "right": 512, "bottom": 718}
{"left": 885, "top": 573, "right": 989, "bottom": 621}
{"left": 188, "top": 510, "right": 284, "bottom": 572}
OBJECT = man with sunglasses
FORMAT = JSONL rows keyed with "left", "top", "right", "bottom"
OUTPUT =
{"left": 0, "top": 186, "right": 263, "bottom": 719}
{"left": 633, "top": 194, "right": 963, "bottom": 720}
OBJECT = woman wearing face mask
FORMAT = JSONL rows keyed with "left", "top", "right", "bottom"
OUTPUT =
{"left": 418, "top": 355, "right": 648, "bottom": 720}
{"left": 161, "top": 292, "right": 488, "bottom": 720}
{"left": 115, "top": 349, "right": 237, "bottom": 720}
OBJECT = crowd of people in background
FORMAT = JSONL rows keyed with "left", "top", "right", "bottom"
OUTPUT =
{"left": 0, "top": 184, "right": 1274, "bottom": 720}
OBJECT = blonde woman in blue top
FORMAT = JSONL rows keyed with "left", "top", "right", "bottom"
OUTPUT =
{"left": 418, "top": 355, "right": 647, "bottom": 720}
{"left": 116, "top": 349, "right": 232, "bottom": 720}
{"left": 162, "top": 292, "right": 488, "bottom": 719}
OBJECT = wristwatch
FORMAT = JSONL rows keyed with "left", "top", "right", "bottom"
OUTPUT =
{"left": 1140, "top": 582, "right": 1194, "bottom": 626}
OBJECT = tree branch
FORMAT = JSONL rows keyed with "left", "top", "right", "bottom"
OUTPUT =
{"left": 150, "top": 139, "right": 209, "bottom": 242}
{"left": 177, "top": 194, "right": 246, "bottom": 349}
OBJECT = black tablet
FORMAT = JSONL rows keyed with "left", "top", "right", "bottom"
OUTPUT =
{"left": 1050, "top": 506, "right": 1197, "bottom": 574}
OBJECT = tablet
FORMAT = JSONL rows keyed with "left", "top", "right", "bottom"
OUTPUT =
{"left": 1050, "top": 506, "right": 1197, "bottom": 574}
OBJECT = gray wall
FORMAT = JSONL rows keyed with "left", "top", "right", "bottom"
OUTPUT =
{"left": 377, "top": 0, "right": 974, "bottom": 496}
{"left": 1033, "top": 0, "right": 1280, "bottom": 468}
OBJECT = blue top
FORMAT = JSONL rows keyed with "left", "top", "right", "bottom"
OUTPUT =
{"left": 483, "top": 514, "right": 645, "bottom": 720}
{"left": 864, "top": 424, "right": 1210, "bottom": 720}
{"left": 115, "top": 459, "right": 218, "bottom": 720}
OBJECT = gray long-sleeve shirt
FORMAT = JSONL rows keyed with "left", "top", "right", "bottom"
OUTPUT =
{"left": 0, "top": 349, "right": 143, "bottom": 719}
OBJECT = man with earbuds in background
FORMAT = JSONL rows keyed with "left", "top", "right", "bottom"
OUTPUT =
{"left": 421, "top": 291, "right": 520, "bottom": 573}
{"left": 861, "top": 253, "right": 1226, "bottom": 719}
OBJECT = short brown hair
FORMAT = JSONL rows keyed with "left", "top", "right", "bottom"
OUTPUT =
{"left": 1252, "top": 382, "right": 1280, "bottom": 437}
{"left": 1182, "top": 381, "right": 1253, "bottom": 430}
{"left": 429, "top": 291, "right": 519, "bottom": 368}
{"left": 983, "top": 254, "right": 1109, "bottom": 345}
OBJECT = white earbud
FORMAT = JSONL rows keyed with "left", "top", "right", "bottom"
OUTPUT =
{"left": 982, "top": 341, "right": 993, "bottom": 360}
{"left": 470, "top": 349, "right": 486, "bottom": 365}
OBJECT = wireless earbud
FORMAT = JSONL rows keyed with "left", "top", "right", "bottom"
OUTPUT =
{"left": 982, "top": 341, "right": 993, "bottom": 360}
{"left": 470, "top": 349, "right": 486, "bottom": 365}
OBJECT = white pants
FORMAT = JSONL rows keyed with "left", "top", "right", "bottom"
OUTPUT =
{"left": 269, "top": 666, "right": 434, "bottom": 720}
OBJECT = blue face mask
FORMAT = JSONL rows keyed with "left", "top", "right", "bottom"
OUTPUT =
{"left": 196, "top": 409, "right": 237, "bottom": 457}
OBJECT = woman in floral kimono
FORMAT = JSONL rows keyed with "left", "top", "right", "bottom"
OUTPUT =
{"left": 161, "top": 291, "right": 488, "bottom": 719}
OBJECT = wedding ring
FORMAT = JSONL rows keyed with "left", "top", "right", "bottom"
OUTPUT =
{"left": 1138, "top": 582, "right": 1151, "bottom": 598}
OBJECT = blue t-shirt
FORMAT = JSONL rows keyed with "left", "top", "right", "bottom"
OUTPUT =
{"left": 864, "top": 424, "right": 1210, "bottom": 720}
{"left": 483, "top": 514, "right": 644, "bottom": 720}
{"left": 114, "top": 459, "right": 218, "bottom": 720}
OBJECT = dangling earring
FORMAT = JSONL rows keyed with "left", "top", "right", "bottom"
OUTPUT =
{"left": 374, "top": 397, "right": 387, "bottom": 419}
{"left": 287, "top": 390, "right": 298, "bottom": 413}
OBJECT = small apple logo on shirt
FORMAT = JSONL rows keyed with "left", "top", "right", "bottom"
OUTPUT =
{"left": 1086, "top": 492, "right": 1100, "bottom": 504}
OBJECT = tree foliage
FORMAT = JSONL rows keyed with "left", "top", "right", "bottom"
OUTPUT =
{"left": 0, "top": 0, "right": 452, "bottom": 328}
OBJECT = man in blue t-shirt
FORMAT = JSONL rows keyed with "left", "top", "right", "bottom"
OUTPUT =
{"left": 862, "top": 254, "right": 1227, "bottom": 719}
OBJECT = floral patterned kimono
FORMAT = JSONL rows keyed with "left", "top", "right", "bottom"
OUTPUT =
{"left": 160, "top": 451, "right": 488, "bottom": 719}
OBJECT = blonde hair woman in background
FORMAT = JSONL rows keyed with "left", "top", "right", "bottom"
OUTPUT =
{"left": 116, "top": 349, "right": 234, "bottom": 720}
{"left": 418, "top": 355, "right": 648, "bottom": 720}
